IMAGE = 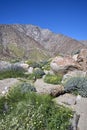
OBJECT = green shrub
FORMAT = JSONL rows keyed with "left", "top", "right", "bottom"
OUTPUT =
{"left": 33, "top": 68, "right": 45, "bottom": 79}
{"left": 0, "top": 85, "right": 72, "bottom": 130}
{"left": 27, "top": 73, "right": 35, "bottom": 80}
{"left": 64, "top": 76, "right": 87, "bottom": 97}
{"left": 44, "top": 74, "right": 62, "bottom": 84}
{"left": 7, "top": 82, "right": 36, "bottom": 101}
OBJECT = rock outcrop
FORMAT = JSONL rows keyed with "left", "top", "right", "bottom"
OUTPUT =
{"left": 51, "top": 49, "right": 87, "bottom": 75}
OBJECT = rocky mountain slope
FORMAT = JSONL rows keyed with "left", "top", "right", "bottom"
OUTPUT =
{"left": 12, "top": 24, "right": 86, "bottom": 55}
{"left": 0, "top": 24, "right": 86, "bottom": 61}
{"left": 0, "top": 25, "right": 49, "bottom": 61}
{"left": 80, "top": 40, "right": 87, "bottom": 46}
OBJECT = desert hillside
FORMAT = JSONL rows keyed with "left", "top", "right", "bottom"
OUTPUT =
{"left": 0, "top": 24, "right": 86, "bottom": 61}
{"left": 0, "top": 24, "right": 49, "bottom": 61}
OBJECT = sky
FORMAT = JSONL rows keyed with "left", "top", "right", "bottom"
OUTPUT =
{"left": 0, "top": 0, "right": 87, "bottom": 40}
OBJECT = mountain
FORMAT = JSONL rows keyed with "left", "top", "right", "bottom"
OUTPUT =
{"left": 80, "top": 40, "right": 87, "bottom": 46}
{"left": 0, "top": 24, "right": 86, "bottom": 61}
{"left": 12, "top": 24, "right": 85, "bottom": 55}
{"left": 0, "top": 24, "right": 49, "bottom": 61}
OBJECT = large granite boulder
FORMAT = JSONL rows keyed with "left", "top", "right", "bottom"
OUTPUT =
{"left": 77, "top": 49, "right": 87, "bottom": 71}
{"left": 50, "top": 56, "right": 80, "bottom": 75}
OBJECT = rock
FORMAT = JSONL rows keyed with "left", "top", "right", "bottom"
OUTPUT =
{"left": 0, "top": 61, "right": 29, "bottom": 72}
{"left": 0, "top": 61, "right": 11, "bottom": 71}
{"left": 44, "top": 70, "right": 54, "bottom": 75}
{"left": 62, "top": 70, "right": 87, "bottom": 83}
{"left": 69, "top": 112, "right": 80, "bottom": 130}
{"left": 28, "top": 67, "right": 33, "bottom": 74}
{"left": 53, "top": 93, "right": 76, "bottom": 106}
{"left": 73, "top": 97, "right": 87, "bottom": 130}
{"left": 0, "top": 78, "right": 19, "bottom": 96}
{"left": 50, "top": 56, "right": 80, "bottom": 75}
{"left": 19, "top": 63, "right": 29, "bottom": 70}
{"left": 12, "top": 62, "right": 29, "bottom": 71}
{"left": 34, "top": 79, "right": 64, "bottom": 97}
{"left": 77, "top": 49, "right": 87, "bottom": 71}
{"left": 72, "top": 54, "right": 78, "bottom": 62}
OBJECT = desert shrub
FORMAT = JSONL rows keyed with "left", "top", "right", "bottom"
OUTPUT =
{"left": 0, "top": 85, "right": 72, "bottom": 130}
{"left": 44, "top": 74, "right": 62, "bottom": 84}
{"left": 14, "top": 82, "right": 36, "bottom": 94}
{"left": 26, "top": 60, "right": 41, "bottom": 68}
{"left": 39, "top": 60, "right": 51, "bottom": 70}
{"left": 64, "top": 76, "right": 87, "bottom": 97}
{"left": 33, "top": 68, "right": 45, "bottom": 79}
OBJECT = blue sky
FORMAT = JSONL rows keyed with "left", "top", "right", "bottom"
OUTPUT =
{"left": 0, "top": 0, "right": 87, "bottom": 40}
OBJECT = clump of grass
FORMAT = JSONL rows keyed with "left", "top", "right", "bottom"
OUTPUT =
{"left": 0, "top": 69, "right": 26, "bottom": 80}
{"left": 44, "top": 74, "right": 62, "bottom": 84}
{"left": 0, "top": 83, "right": 72, "bottom": 130}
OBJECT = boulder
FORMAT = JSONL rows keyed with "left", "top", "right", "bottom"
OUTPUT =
{"left": 28, "top": 67, "right": 33, "bottom": 74}
{"left": 19, "top": 63, "right": 29, "bottom": 70}
{"left": 0, "top": 78, "right": 19, "bottom": 96}
{"left": 34, "top": 79, "right": 64, "bottom": 97}
{"left": 53, "top": 93, "right": 76, "bottom": 106}
{"left": 12, "top": 62, "right": 29, "bottom": 71}
{"left": 77, "top": 49, "right": 87, "bottom": 71}
{"left": 50, "top": 56, "right": 80, "bottom": 75}
{"left": 0, "top": 61, "right": 11, "bottom": 71}
{"left": 0, "top": 61, "right": 29, "bottom": 72}
{"left": 72, "top": 54, "right": 78, "bottom": 62}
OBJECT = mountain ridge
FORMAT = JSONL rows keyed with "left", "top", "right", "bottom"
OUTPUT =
{"left": 0, "top": 24, "right": 86, "bottom": 61}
